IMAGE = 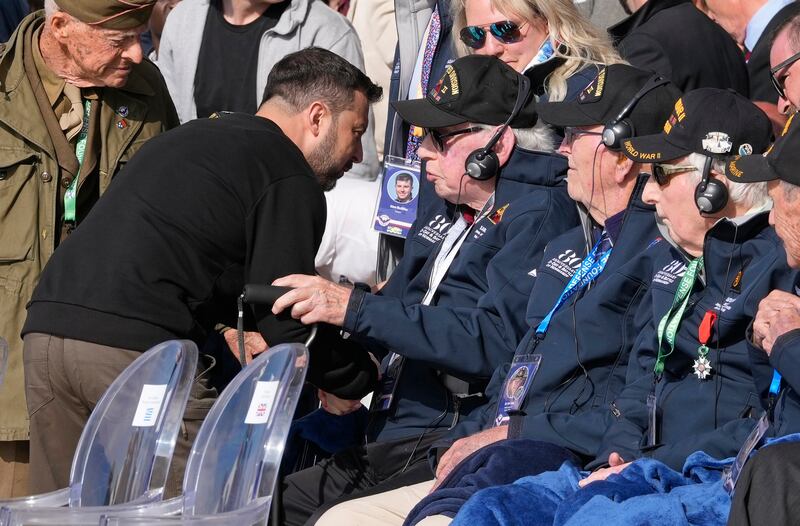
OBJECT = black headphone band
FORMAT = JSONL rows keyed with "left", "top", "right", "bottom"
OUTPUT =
{"left": 610, "top": 74, "right": 670, "bottom": 125}
{"left": 478, "top": 74, "right": 532, "bottom": 156}
{"left": 698, "top": 155, "right": 714, "bottom": 193}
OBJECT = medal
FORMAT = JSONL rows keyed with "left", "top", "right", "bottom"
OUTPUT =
{"left": 694, "top": 310, "right": 717, "bottom": 380}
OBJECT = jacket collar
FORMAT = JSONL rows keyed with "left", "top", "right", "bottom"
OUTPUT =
{"left": 608, "top": 0, "right": 689, "bottom": 43}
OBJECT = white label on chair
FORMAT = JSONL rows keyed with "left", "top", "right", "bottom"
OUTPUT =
{"left": 244, "top": 381, "right": 280, "bottom": 424}
{"left": 131, "top": 384, "right": 168, "bottom": 427}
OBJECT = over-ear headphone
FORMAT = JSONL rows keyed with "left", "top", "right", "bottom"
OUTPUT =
{"left": 465, "top": 74, "right": 532, "bottom": 181}
{"left": 694, "top": 155, "right": 728, "bottom": 214}
{"left": 602, "top": 74, "right": 670, "bottom": 150}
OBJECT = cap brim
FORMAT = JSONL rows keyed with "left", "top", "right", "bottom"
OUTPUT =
{"left": 620, "top": 134, "right": 692, "bottom": 163}
{"left": 725, "top": 153, "right": 778, "bottom": 184}
{"left": 536, "top": 101, "right": 604, "bottom": 127}
{"left": 391, "top": 99, "right": 467, "bottom": 128}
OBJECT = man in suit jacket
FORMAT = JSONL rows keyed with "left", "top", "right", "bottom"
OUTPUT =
{"left": 610, "top": 0, "right": 749, "bottom": 94}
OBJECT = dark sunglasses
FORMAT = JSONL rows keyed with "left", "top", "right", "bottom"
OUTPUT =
{"left": 427, "top": 126, "right": 482, "bottom": 151}
{"left": 459, "top": 20, "right": 528, "bottom": 49}
{"left": 652, "top": 163, "right": 697, "bottom": 186}
{"left": 770, "top": 50, "right": 800, "bottom": 100}
{"left": 563, "top": 127, "right": 603, "bottom": 146}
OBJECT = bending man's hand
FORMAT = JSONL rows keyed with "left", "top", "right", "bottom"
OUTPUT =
{"left": 318, "top": 389, "right": 363, "bottom": 416}
{"left": 752, "top": 290, "right": 800, "bottom": 355}
{"left": 578, "top": 452, "right": 630, "bottom": 488}
{"left": 431, "top": 426, "right": 509, "bottom": 492}
{"left": 271, "top": 275, "right": 352, "bottom": 327}
{"left": 223, "top": 329, "right": 268, "bottom": 365}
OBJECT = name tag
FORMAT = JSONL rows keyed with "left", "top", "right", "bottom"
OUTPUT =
{"left": 722, "top": 413, "right": 770, "bottom": 494}
{"left": 494, "top": 354, "right": 541, "bottom": 426}
{"left": 373, "top": 156, "right": 420, "bottom": 239}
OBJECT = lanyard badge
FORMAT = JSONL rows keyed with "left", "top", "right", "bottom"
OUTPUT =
{"left": 373, "top": 156, "right": 421, "bottom": 239}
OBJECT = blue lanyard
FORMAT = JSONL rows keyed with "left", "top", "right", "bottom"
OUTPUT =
{"left": 535, "top": 235, "right": 612, "bottom": 337}
{"left": 770, "top": 370, "right": 782, "bottom": 397}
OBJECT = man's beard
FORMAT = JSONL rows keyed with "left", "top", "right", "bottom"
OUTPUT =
{"left": 307, "top": 125, "right": 343, "bottom": 192}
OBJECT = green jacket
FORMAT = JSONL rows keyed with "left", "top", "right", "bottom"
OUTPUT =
{"left": 0, "top": 12, "right": 179, "bottom": 441}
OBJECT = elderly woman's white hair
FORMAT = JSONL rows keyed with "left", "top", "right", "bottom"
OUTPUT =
{"left": 685, "top": 152, "right": 770, "bottom": 210}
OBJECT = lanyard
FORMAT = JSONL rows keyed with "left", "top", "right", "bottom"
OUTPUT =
{"left": 653, "top": 256, "right": 703, "bottom": 377}
{"left": 64, "top": 98, "right": 92, "bottom": 224}
{"left": 422, "top": 195, "right": 495, "bottom": 306}
{"left": 535, "top": 234, "right": 612, "bottom": 336}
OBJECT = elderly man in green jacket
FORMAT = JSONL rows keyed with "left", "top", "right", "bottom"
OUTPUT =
{"left": 0, "top": 0, "right": 178, "bottom": 496}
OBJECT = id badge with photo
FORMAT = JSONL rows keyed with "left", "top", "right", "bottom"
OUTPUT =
{"left": 722, "top": 412, "right": 770, "bottom": 494}
{"left": 373, "top": 156, "right": 420, "bottom": 239}
{"left": 372, "top": 352, "right": 405, "bottom": 412}
{"left": 494, "top": 354, "right": 542, "bottom": 426}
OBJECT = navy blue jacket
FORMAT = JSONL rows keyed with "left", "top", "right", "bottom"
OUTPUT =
{"left": 597, "top": 214, "right": 798, "bottom": 470}
{"left": 746, "top": 278, "right": 800, "bottom": 438}
{"left": 437, "top": 175, "right": 667, "bottom": 463}
{"left": 344, "top": 147, "right": 579, "bottom": 442}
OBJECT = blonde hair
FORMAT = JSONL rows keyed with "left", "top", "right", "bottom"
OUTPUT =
{"left": 452, "top": 0, "right": 624, "bottom": 101}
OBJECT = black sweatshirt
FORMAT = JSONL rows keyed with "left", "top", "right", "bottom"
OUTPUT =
{"left": 24, "top": 113, "right": 324, "bottom": 351}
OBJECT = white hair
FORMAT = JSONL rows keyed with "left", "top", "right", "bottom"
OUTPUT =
{"left": 44, "top": 0, "right": 61, "bottom": 17}
{"left": 686, "top": 152, "right": 769, "bottom": 209}
{"left": 475, "top": 121, "right": 558, "bottom": 152}
{"left": 782, "top": 180, "right": 800, "bottom": 200}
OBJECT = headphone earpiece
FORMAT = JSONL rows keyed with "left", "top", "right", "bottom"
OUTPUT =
{"left": 465, "top": 148, "right": 500, "bottom": 180}
{"left": 694, "top": 156, "right": 728, "bottom": 214}
{"left": 601, "top": 74, "right": 670, "bottom": 151}
{"left": 602, "top": 119, "right": 634, "bottom": 150}
{"left": 464, "top": 74, "right": 531, "bottom": 181}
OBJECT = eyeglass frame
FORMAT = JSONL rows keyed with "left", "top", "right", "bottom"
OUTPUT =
{"left": 459, "top": 20, "right": 529, "bottom": 49}
{"left": 562, "top": 126, "right": 604, "bottom": 147}
{"left": 770, "top": 50, "right": 800, "bottom": 100}
{"left": 652, "top": 163, "right": 698, "bottom": 186}
{"left": 426, "top": 126, "right": 483, "bottom": 152}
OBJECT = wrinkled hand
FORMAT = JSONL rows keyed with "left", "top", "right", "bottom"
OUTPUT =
{"left": 318, "top": 389, "right": 362, "bottom": 416}
{"left": 271, "top": 275, "right": 352, "bottom": 327}
{"left": 578, "top": 452, "right": 630, "bottom": 488}
{"left": 752, "top": 290, "right": 800, "bottom": 355}
{"left": 431, "top": 426, "right": 509, "bottom": 492}
{"left": 223, "top": 329, "right": 268, "bottom": 365}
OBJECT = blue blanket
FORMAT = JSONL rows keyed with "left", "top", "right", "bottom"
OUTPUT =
{"left": 404, "top": 440, "right": 578, "bottom": 526}
{"left": 451, "top": 434, "right": 800, "bottom": 526}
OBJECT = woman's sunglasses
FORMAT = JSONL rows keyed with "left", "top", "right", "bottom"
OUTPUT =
{"left": 459, "top": 20, "right": 528, "bottom": 49}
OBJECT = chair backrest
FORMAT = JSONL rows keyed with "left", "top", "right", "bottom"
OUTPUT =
{"left": 181, "top": 343, "right": 308, "bottom": 517}
{"left": 0, "top": 337, "right": 7, "bottom": 388}
{"left": 69, "top": 340, "right": 198, "bottom": 507}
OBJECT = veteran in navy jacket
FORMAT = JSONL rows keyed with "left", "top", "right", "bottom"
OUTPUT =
{"left": 722, "top": 112, "right": 800, "bottom": 526}
{"left": 591, "top": 89, "right": 798, "bottom": 482}
{"left": 271, "top": 55, "right": 579, "bottom": 526}
{"left": 310, "top": 65, "right": 683, "bottom": 526}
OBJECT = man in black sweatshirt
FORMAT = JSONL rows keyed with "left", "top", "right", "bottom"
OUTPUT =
{"left": 20, "top": 47, "right": 382, "bottom": 495}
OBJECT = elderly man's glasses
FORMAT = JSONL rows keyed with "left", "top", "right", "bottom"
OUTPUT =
{"left": 563, "top": 127, "right": 604, "bottom": 146}
{"left": 652, "top": 163, "right": 698, "bottom": 185}
{"left": 459, "top": 20, "right": 528, "bottom": 49}
{"left": 427, "top": 126, "right": 482, "bottom": 152}
{"left": 770, "top": 50, "right": 800, "bottom": 99}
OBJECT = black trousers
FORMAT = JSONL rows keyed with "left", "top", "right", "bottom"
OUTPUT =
{"left": 274, "top": 430, "right": 446, "bottom": 526}
{"left": 727, "top": 441, "right": 800, "bottom": 526}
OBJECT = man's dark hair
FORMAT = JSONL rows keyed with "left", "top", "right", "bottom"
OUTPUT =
{"left": 261, "top": 47, "right": 382, "bottom": 112}
{"left": 396, "top": 173, "right": 413, "bottom": 185}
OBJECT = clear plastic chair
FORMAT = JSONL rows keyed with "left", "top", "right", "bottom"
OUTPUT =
{"left": 0, "top": 340, "right": 198, "bottom": 526}
{"left": 99, "top": 343, "right": 309, "bottom": 526}
{"left": 0, "top": 337, "right": 8, "bottom": 388}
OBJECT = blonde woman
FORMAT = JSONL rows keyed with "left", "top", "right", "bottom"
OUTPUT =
{"left": 454, "top": 0, "right": 623, "bottom": 102}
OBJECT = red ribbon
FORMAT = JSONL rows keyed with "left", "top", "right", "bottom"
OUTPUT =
{"left": 698, "top": 310, "right": 717, "bottom": 345}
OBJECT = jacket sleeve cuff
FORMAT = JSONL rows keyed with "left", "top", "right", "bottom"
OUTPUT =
{"left": 343, "top": 287, "right": 368, "bottom": 334}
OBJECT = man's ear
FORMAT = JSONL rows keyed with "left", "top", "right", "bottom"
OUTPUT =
{"left": 494, "top": 126, "right": 517, "bottom": 167}
{"left": 48, "top": 11, "right": 73, "bottom": 42}
{"left": 614, "top": 152, "right": 636, "bottom": 184}
{"left": 306, "top": 101, "right": 329, "bottom": 138}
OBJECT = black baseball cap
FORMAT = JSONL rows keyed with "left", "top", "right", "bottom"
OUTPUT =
{"left": 725, "top": 112, "right": 800, "bottom": 185}
{"left": 391, "top": 55, "right": 537, "bottom": 129}
{"left": 621, "top": 88, "right": 772, "bottom": 163}
{"left": 536, "top": 64, "right": 682, "bottom": 136}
